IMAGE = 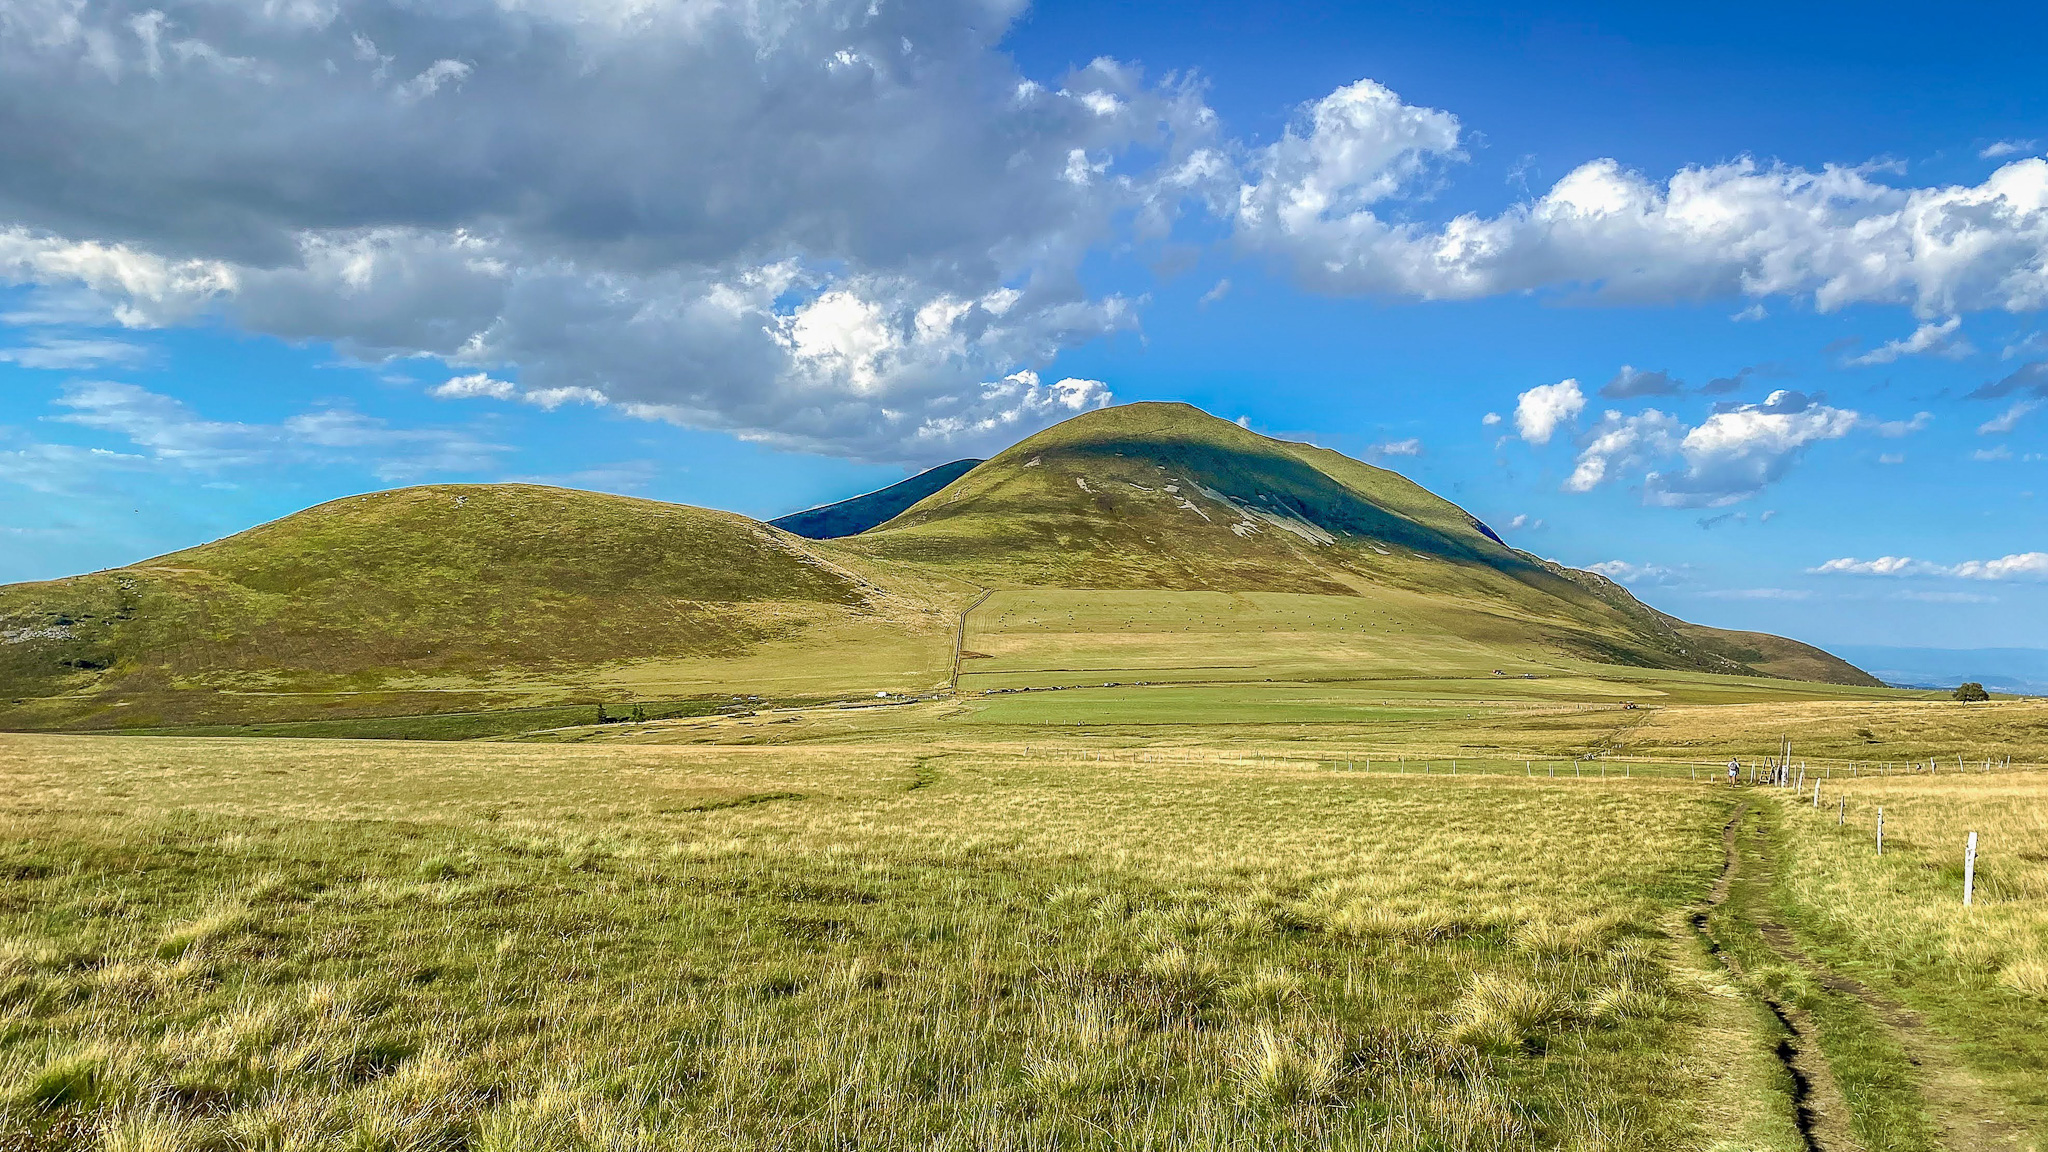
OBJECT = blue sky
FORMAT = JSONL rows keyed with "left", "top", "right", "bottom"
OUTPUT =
{"left": 2, "top": 0, "right": 2043, "bottom": 656}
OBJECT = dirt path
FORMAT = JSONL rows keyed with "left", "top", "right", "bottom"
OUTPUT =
{"left": 1753, "top": 920, "right": 2033, "bottom": 1152}
{"left": 1702, "top": 799, "right": 2034, "bottom": 1152}
{"left": 949, "top": 588, "right": 993, "bottom": 690}
{"left": 1693, "top": 801, "right": 1861, "bottom": 1152}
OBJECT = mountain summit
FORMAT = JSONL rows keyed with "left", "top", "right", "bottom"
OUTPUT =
{"left": 843, "top": 403, "right": 1874, "bottom": 685}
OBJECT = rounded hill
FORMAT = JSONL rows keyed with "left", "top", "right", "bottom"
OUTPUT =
{"left": 0, "top": 485, "right": 967, "bottom": 728}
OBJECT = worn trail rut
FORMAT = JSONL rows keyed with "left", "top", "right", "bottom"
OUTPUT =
{"left": 1695, "top": 797, "right": 2033, "bottom": 1152}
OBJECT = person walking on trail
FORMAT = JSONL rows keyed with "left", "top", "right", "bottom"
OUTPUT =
{"left": 1727, "top": 759, "right": 1739, "bottom": 785}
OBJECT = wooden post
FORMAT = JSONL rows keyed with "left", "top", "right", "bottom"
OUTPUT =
{"left": 1838, "top": 796, "right": 1844, "bottom": 825}
{"left": 1876, "top": 807, "right": 1884, "bottom": 856}
{"left": 1964, "top": 831, "right": 1978, "bottom": 907}
{"left": 1813, "top": 779, "right": 1821, "bottom": 808}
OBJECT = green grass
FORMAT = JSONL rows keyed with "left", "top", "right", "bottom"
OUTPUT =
{"left": 966, "top": 684, "right": 1487, "bottom": 726}
{"left": 0, "top": 484, "right": 974, "bottom": 731}
{"left": 114, "top": 698, "right": 750, "bottom": 740}
{"left": 0, "top": 732, "right": 1806, "bottom": 1151}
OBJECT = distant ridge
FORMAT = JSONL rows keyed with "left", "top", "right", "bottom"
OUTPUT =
{"left": 771, "top": 459, "right": 983, "bottom": 539}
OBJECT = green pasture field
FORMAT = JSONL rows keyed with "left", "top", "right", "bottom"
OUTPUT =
{"left": 4, "top": 693, "right": 2045, "bottom": 1151}
{"left": 2, "top": 733, "right": 1798, "bottom": 1151}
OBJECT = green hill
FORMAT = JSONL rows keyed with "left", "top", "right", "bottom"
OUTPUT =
{"left": 0, "top": 403, "right": 1878, "bottom": 732}
{"left": 844, "top": 402, "right": 1876, "bottom": 687}
{"left": 0, "top": 485, "right": 973, "bottom": 730}
{"left": 770, "top": 459, "right": 983, "bottom": 539}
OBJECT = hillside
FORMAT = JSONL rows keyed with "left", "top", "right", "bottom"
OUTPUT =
{"left": 770, "top": 459, "right": 983, "bottom": 539}
{"left": 845, "top": 402, "right": 1876, "bottom": 687}
{"left": 0, "top": 405, "right": 1879, "bottom": 732}
{"left": 0, "top": 485, "right": 972, "bottom": 729}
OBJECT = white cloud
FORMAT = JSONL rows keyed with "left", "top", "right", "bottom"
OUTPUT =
{"left": 1981, "top": 141, "right": 2037, "bottom": 160}
{"left": 1550, "top": 390, "right": 1864, "bottom": 507}
{"left": 1565, "top": 408, "right": 1681, "bottom": 493}
{"left": 0, "top": 1, "right": 1219, "bottom": 461}
{"left": 1867, "top": 411, "right": 1932, "bottom": 437}
{"left": 1231, "top": 83, "right": 2048, "bottom": 316}
{"left": 1481, "top": 411, "right": 1502, "bottom": 426}
{"left": 1514, "top": 378, "right": 1584, "bottom": 445}
{"left": 1971, "top": 445, "right": 2013, "bottom": 461}
{"left": 1979, "top": 398, "right": 2040, "bottom": 434}
{"left": 0, "top": 334, "right": 149, "bottom": 369}
{"left": 1371, "top": 437, "right": 1422, "bottom": 457}
{"left": 1235, "top": 79, "right": 1463, "bottom": 246}
{"left": 1878, "top": 452, "right": 1905, "bottom": 464}
{"left": 432, "top": 373, "right": 607, "bottom": 411}
{"left": 1584, "top": 559, "right": 1677, "bottom": 585}
{"left": 1505, "top": 513, "right": 1540, "bottom": 530}
{"left": 1810, "top": 553, "right": 2048, "bottom": 581}
{"left": 37, "top": 380, "right": 503, "bottom": 481}
{"left": 432, "top": 373, "right": 517, "bottom": 401}
{"left": 1197, "top": 278, "right": 1231, "bottom": 308}
{"left": 1846, "top": 316, "right": 1970, "bottom": 365}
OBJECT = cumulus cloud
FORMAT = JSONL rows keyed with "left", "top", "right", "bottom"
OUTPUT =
{"left": 1601, "top": 365, "right": 1682, "bottom": 397}
{"left": 1370, "top": 437, "right": 1423, "bottom": 457}
{"left": 1552, "top": 390, "right": 1870, "bottom": 507}
{"left": 1514, "top": 379, "right": 1584, "bottom": 445}
{"left": 0, "top": 0, "right": 1226, "bottom": 461}
{"left": 1810, "top": 553, "right": 2048, "bottom": 580}
{"left": 1229, "top": 82, "right": 2048, "bottom": 315}
{"left": 1845, "top": 316, "right": 1970, "bottom": 365}
{"left": 9, "top": 23, "right": 2048, "bottom": 465}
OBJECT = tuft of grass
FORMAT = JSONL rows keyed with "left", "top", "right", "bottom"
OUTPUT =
{"left": 1226, "top": 1025, "right": 1342, "bottom": 1109}
{"left": 1447, "top": 972, "right": 1573, "bottom": 1054}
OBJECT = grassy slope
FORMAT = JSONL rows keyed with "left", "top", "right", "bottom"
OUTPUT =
{"left": 769, "top": 459, "right": 983, "bottom": 539}
{"left": 0, "top": 485, "right": 971, "bottom": 730}
{"left": 849, "top": 402, "right": 1876, "bottom": 688}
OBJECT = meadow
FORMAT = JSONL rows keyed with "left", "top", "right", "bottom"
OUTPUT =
{"left": 3, "top": 692, "right": 2043, "bottom": 1151}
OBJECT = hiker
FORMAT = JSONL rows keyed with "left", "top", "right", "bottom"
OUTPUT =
{"left": 1727, "top": 759, "right": 1739, "bottom": 785}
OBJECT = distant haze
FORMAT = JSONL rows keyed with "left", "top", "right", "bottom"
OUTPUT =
{"left": 1829, "top": 646, "right": 2048, "bottom": 695}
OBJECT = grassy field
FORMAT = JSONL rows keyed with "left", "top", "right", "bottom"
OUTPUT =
{"left": 3, "top": 732, "right": 1809, "bottom": 1151}
{"left": 5, "top": 693, "right": 2045, "bottom": 1150}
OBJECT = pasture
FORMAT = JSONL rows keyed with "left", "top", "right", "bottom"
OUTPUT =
{"left": 1, "top": 693, "right": 2043, "bottom": 1151}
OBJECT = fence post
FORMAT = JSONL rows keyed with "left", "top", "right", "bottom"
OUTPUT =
{"left": 1877, "top": 807, "right": 1884, "bottom": 856}
{"left": 1964, "top": 831, "right": 1978, "bottom": 906}
{"left": 1838, "top": 796, "right": 1845, "bottom": 825}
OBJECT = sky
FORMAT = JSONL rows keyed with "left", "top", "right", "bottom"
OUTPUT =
{"left": 2, "top": 0, "right": 2044, "bottom": 659}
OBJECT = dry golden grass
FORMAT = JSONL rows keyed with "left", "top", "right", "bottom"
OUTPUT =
{"left": 0, "top": 732, "right": 1802, "bottom": 1151}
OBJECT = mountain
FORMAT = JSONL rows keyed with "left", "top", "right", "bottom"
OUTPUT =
{"left": 844, "top": 402, "right": 1876, "bottom": 686}
{"left": 0, "top": 403, "right": 1879, "bottom": 731}
{"left": 770, "top": 459, "right": 983, "bottom": 539}
{"left": 0, "top": 485, "right": 971, "bottom": 730}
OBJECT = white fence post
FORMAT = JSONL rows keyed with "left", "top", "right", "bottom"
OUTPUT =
{"left": 1964, "top": 831, "right": 1978, "bottom": 907}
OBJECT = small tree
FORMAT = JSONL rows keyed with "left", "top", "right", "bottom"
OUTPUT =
{"left": 1953, "top": 682, "right": 1990, "bottom": 703}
